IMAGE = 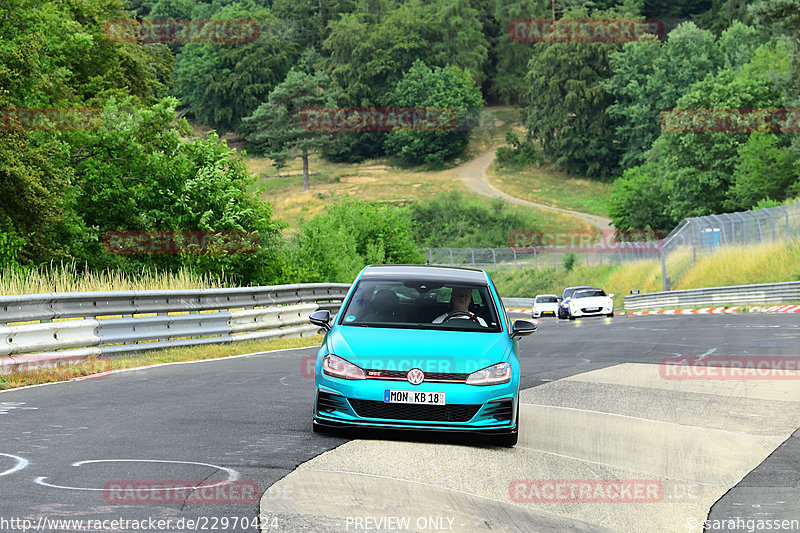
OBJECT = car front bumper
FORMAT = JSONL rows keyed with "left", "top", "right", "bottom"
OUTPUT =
{"left": 314, "top": 377, "right": 519, "bottom": 433}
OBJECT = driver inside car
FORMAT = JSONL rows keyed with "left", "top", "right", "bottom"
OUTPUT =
{"left": 432, "top": 288, "right": 488, "bottom": 327}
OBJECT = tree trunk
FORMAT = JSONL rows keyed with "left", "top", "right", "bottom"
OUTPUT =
{"left": 302, "top": 147, "right": 310, "bottom": 191}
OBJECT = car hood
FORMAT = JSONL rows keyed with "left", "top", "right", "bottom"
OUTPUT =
{"left": 327, "top": 326, "right": 511, "bottom": 374}
{"left": 571, "top": 296, "right": 611, "bottom": 307}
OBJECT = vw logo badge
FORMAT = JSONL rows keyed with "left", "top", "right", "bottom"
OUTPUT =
{"left": 407, "top": 368, "right": 424, "bottom": 385}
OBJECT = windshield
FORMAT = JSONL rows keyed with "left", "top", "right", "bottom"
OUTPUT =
{"left": 574, "top": 289, "right": 607, "bottom": 298}
{"left": 536, "top": 296, "right": 558, "bottom": 303}
{"left": 339, "top": 279, "right": 501, "bottom": 332}
{"left": 562, "top": 287, "right": 590, "bottom": 299}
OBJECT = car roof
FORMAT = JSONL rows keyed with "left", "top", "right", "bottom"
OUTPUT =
{"left": 536, "top": 294, "right": 558, "bottom": 297}
{"left": 360, "top": 264, "right": 488, "bottom": 284}
{"left": 564, "top": 285, "right": 592, "bottom": 290}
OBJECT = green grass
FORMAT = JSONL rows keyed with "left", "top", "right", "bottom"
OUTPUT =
{"left": 246, "top": 107, "right": 592, "bottom": 236}
{"left": 0, "top": 335, "right": 323, "bottom": 390}
{"left": 488, "top": 163, "right": 612, "bottom": 217}
{"left": 492, "top": 240, "right": 800, "bottom": 309}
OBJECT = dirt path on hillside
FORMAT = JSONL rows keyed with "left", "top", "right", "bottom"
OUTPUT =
{"left": 450, "top": 149, "right": 613, "bottom": 230}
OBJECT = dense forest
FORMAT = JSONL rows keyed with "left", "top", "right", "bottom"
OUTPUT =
{"left": 1, "top": 0, "right": 798, "bottom": 284}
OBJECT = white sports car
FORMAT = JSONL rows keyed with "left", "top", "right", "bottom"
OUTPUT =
{"left": 569, "top": 288, "right": 614, "bottom": 319}
{"left": 532, "top": 294, "right": 560, "bottom": 318}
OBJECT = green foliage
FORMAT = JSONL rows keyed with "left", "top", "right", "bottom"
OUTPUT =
{"left": 495, "top": 131, "right": 543, "bottom": 169}
{"left": 174, "top": 3, "right": 298, "bottom": 133}
{"left": 407, "top": 191, "right": 530, "bottom": 248}
{"left": 242, "top": 67, "right": 337, "bottom": 188}
{"left": 726, "top": 133, "right": 797, "bottom": 210}
{"left": 562, "top": 252, "right": 576, "bottom": 272}
{"left": 287, "top": 197, "right": 423, "bottom": 282}
{"left": 384, "top": 61, "right": 483, "bottom": 164}
{"left": 524, "top": 39, "right": 622, "bottom": 178}
{"left": 611, "top": 40, "right": 796, "bottom": 228}
{"left": 490, "top": 0, "right": 550, "bottom": 104}
{"left": 604, "top": 23, "right": 722, "bottom": 171}
{"left": 70, "top": 97, "right": 287, "bottom": 284}
{"left": 608, "top": 162, "right": 677, "bottom": 232}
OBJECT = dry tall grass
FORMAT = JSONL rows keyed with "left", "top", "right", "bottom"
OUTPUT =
{"left": 0, "top": 263, "right": 230, "bottom": 296}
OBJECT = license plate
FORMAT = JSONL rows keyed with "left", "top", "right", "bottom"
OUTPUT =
{"left": 586, "top": 307, "right": 600, "bottom": 312}
{"left": 384, "top": 390, "right": 446, "bottom": 405}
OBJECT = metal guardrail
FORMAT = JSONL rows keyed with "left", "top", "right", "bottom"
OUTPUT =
{"left": 0, "top": 284, "right": 351, "bottom": 372}
{"left": 624, "top": 281, "right": 800, "bottom": 310}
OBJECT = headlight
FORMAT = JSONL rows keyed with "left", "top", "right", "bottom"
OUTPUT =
{"left": 466, "top": 362, "right": 511, "bottom": 386}
{"left": 322, "top": 354, "right": 366, "bottom": 380}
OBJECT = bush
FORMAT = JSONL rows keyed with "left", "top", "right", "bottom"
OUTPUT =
{"left": 495, "top": 131, "right": 543, "bottom": 169}
{"left": 287, "top": 197, "right": 424, "bottom": 282}
{"left": 407, "top": 191, "right": 531, "bottom": 248}
{"left": 562, "top": 253, "right": 576, "bottom": 272}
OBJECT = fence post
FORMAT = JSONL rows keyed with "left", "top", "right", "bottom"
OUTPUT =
{"left": 661, "top": 250, "right": 669, "bottom": 292}
{"left": 491, "top": 248, "right": 497, "bottom": 272}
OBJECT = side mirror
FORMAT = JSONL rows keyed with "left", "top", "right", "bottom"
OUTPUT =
{"left": 511, "top": 320, "right": 537, "bottom": 338}
{"left": 309, "top": 310, "right": 332, "bottom": 331}
{"left": 609, "top": 293, "right": 615, "bottom": 298}
{"left": 557, "top": 297, "right": 563, "bottom": 302}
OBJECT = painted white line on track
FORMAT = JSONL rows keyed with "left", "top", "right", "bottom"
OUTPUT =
{"left": 34, "top": 459, "right": 240, "bottom": 491}
{"left": 0, "top": 453, "right": 29, "bottom": 477}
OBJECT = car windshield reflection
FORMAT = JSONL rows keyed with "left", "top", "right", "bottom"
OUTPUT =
{"left": 339, "top": 279, "right": 501, "bottom": 332}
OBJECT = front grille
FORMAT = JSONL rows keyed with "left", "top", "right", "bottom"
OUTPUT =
{"left": 364, "top": 369, "right": 468, "bottom": 382}
{"left": 317, "top": 391, "right": 348, "bottom": 413}
{"left": 482, "top": 399, "right": 513, "bottom": 421}
{"left": 349, "top": 399, "right": 480, "bottom": 422}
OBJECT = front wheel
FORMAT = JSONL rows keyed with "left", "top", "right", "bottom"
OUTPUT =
{"left": 607, "top": 312, "right": 614, "bottom": 317}
{"left": 568, "top": 315, "right": 576, "bottom": 321}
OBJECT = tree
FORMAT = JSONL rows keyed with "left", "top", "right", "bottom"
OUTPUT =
{"left": 384, "top": 61, "right": 483, "bottom": 165}
{"left": 524, "top": 39, "right": 622, "bottom": 178}
{"left": 604, "top": 23, "right": 722, "bottom": 170}
{"left": 608, "top": 162, "right": 676, "bottom": 232}
{"left": 70, "top": 97, "right": 287, "bottom": 284}
{"left": 726, "top": 133, "right": 796, "bottom": 210}
{"left": 610, "top": 40, "right": 795, "bottom": 226}
{"left": 242, "top": 68, "right": 337, "bottom": 190}
{"left": 174, "top": 4, "right": 298, "bottom": 133}
{"left": 489, "top": 0, "right": 550, "bottom": 105}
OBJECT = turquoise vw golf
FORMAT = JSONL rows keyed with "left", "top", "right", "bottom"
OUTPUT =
{"left": 309, "top": 265, "right": 536, "bottom": 446}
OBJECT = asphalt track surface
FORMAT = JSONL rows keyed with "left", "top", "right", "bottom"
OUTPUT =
{"left": 1, "top": 313, "right": 798, "bottom": 532}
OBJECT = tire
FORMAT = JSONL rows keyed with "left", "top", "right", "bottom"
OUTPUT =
{"left": 312, "top": 419, "right": 325, "bottom": 433}
{"left": 607, "top": 312, "right": 614, "bottom": 318}
{"left": 568, "top": 315, "right": 576, "bottom": 321}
